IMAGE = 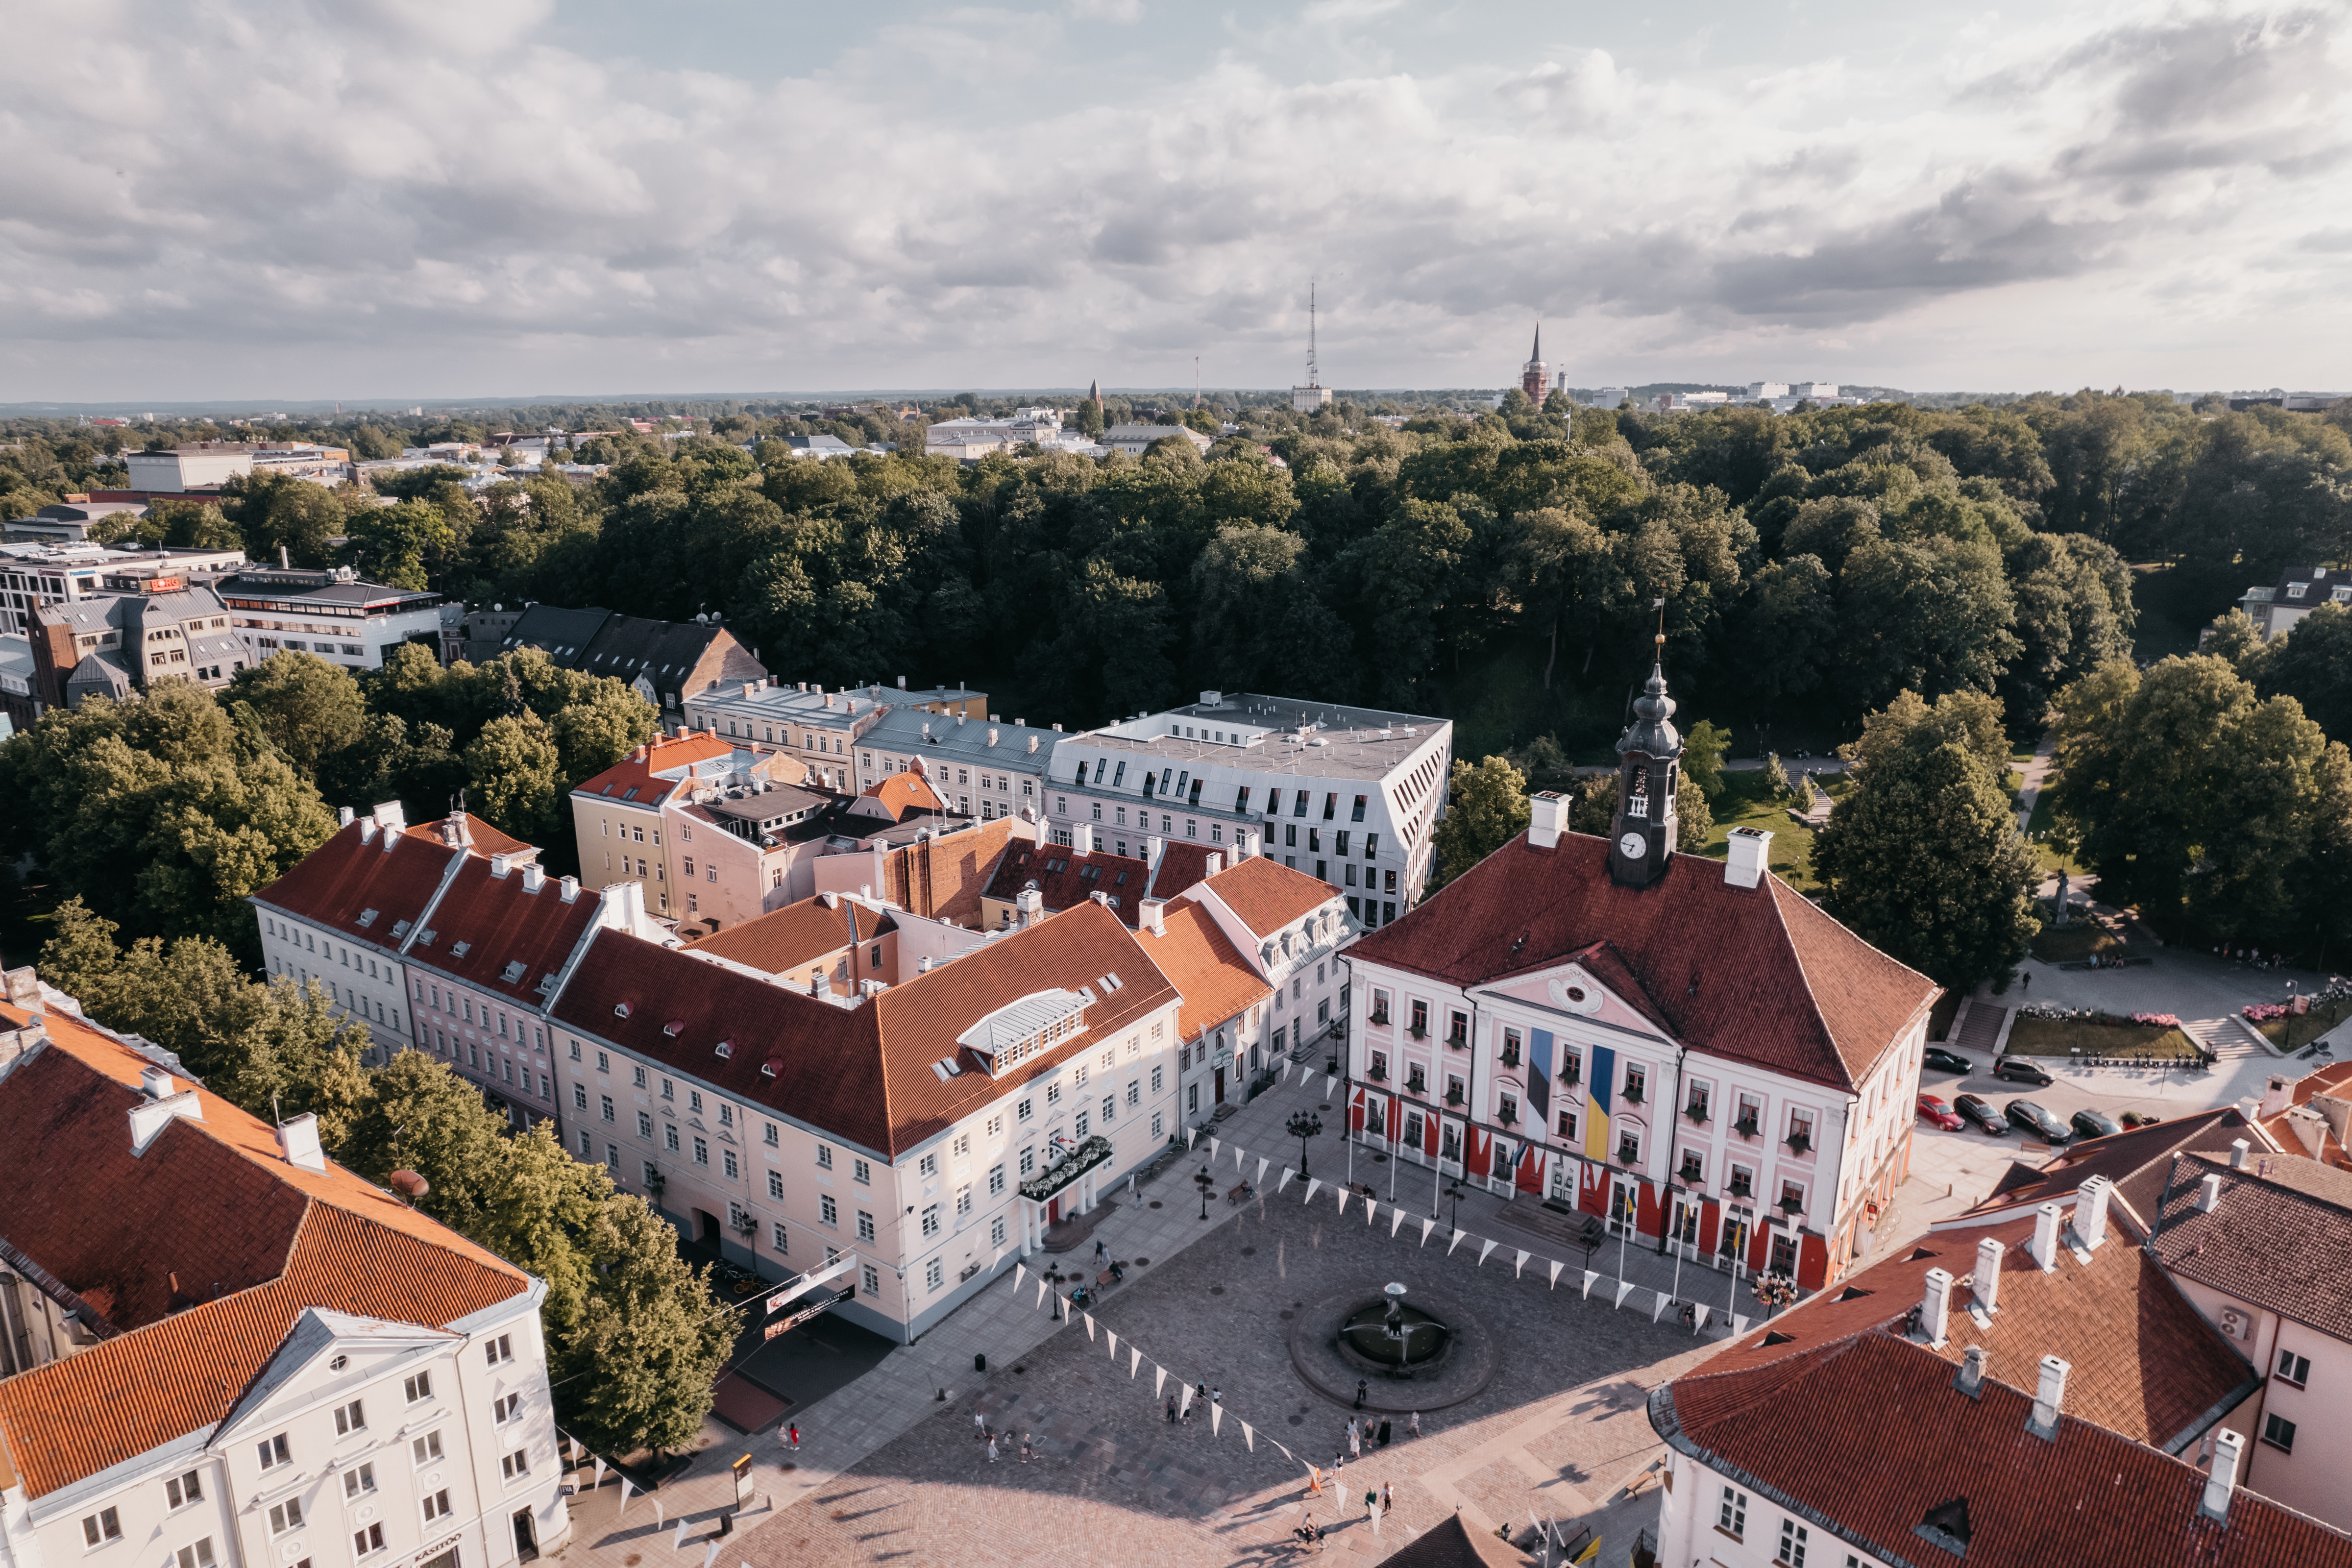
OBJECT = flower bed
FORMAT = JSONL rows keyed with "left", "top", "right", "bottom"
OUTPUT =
{"left": 2247, "top": 993, "right": 2352, "bottom": 1052}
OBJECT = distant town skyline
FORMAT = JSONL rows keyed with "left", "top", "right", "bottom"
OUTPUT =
{"left": 3, "top": 0, "right": 2344, "bottom": 403}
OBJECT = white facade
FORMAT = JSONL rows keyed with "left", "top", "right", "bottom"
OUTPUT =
{"left": 854, "top": 709, "right": 1057, "bottom": 822}
{"left": 1655, "top": 1451, "right": 1891, "bottom": 1568}
{"left": 123, "top": 446, "right": 255, "bottom": 493}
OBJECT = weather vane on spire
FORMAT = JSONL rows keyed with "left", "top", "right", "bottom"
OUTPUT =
{"left": 1652, "top": 596, "right": 1667, "bottom": 659}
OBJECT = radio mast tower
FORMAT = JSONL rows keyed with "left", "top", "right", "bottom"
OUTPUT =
{"left": 1292, "top": 280, "right": 1332, "bottom": 413}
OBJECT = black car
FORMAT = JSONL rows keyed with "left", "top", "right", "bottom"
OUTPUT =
{"left": 1994, "top": 1057, "right": 2055, "bottom": 1087}
{"left": 2005, "top": 1100, "right": 2071, "bottom": 1142}
{"left": 1953, "top": 1094, "right": 2007, "bottom": 1135}
{"left": 1923, "top": 1047, "right": 1973, "bottom": 1074}
{"left": 2070, "top": 1108, "right": 2124, "bottom": 1141}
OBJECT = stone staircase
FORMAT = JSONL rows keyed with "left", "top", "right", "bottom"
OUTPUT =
{"left": 2183, "top": 1016, "right": 2268, "bottom": 1061}
{"left": 1953, "top": 1003, "right": 2008, "bottom": 1057}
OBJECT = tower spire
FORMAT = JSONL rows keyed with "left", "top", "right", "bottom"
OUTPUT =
{"left": 1607, "top": 595, "right": 1681, "bottom": 889}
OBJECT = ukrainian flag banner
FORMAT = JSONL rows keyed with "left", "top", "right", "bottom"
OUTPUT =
{"left": 1583, "top": 1043, "right": 1615, "bottom": 1162}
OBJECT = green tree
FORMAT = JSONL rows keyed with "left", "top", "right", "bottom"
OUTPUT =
{"left": 552, "top": 1196, "right": 741, "bottom": 1456}
{"left": 338, "top": 1049, "right": 511, "bottom": 1240}
{"left": 2247, "top": 600, "right": 2352, "bottom": 743}
{"left": 1430, "top": 755, "right": 1532, "bottom": 885}
{"left": 346, "top": 500, "right": 458, "bottom": 591}
{"left": 1683, "top": 719, "right": 1731, "bottom": 800}
{"left": 1675, "top": 769, "right": 1713, "bottom": 852}
{"left": 475, "top": 1123, "right": 616, "bottom": 1332}
{"left": 226, "top": 651, "right": 368, "bottom": 782}
{"left": 1842, "top": 688, "right": 2011, "bottom": 782}
{"left": 2004, "top": 533, "right": 2136, "bottom": 710}
{"left": 463, "top": 712, "right": 564, "bottom": 842}
{"left": 1813, "top": 738, "right": 2039, "bottom": 988}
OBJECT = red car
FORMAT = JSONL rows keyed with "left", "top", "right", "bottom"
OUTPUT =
{"left": 1917, "top": 1094, "right": 1964, "bottom": 1131}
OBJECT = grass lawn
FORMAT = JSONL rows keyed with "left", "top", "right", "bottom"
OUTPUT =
{"left": 2256, "top": 997, "right": 2352, "bottom": 1052}
{"left": 2005, "top": 1014, "right": 2200, "bottom": 1059}
{"left": 2023, "top": 793, "right": 2091, "bottom": 877}
{"left": 2029, "top": 916, "right": 2125, "bottom": 964}
{"left": 1698, "top": 770, "right": 1822, "bottom": 892}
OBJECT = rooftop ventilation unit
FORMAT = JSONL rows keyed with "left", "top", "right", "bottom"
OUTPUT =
{"left": 613, "top": 1001, "right": 633, "bottom": 1019}
{"left": 500, "top": 960, "right": 527, "bottom": 983}
{"left": 713, "top": 1040, "right": 733, "bottom": 1059}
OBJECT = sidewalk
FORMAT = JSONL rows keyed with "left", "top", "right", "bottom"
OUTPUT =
{"left": 544, "top": 1068, "right": 1348, "bottom": 1568}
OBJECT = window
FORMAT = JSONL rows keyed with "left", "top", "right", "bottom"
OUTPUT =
{"left": 922, "top": 1203, "right": 942, "bottom": 1237}
{"left": 1151, "top": 1064, "right": 1163, "bottom": 1092}
{"left": 2264, "top": 1413, "right": 2298, "bottom": 1452}
{"left": 1622, "top": 1063, "right": 1646, "bottom": 1103}
{"left": 1718, "top": 1485, "right": 1748, "bottom": 1538}
{"left": 269, "top": 1500, "right": 303, "bottom": 1535}
{"left": 174, "top": 1543, "right": 216, "bottom": 1568}
{"left": 857, "top": 1209, "right": 876, "bottom": 1241}
{"left": 821, "top": 1194, "right": 838, "bottom": 1226}
{"left": 485, "top": 1332, "right": 513, "bottom": 1366}
{"left": 660, "top": 1077, "right": 674, "bottom": 1100}
{"left": 166, "top": 1471, "right": 204, "bottom": 1508}
{"left": 501, "top": 1449, "right": 531, "bottom": 1482}
{"left": 665, "top": 1125, "right": 680, "bottom": 1153}
{"left": 333, "top": 1398, "right": 366, "bottom": 1435}
{"left": 342, "top": 1464, "right": 376, "bottom": 1499}
{"left": 2277, "top": 1348, "right": 2312, "bottom": 1386}
{"left": 1017, "top": 1097, "right": 1033, "bottom": 1122}
{"left": 404, "top": 1371, "right": 433, "bottom": 1403}
{"left": 956, "top": 1184, "right": 974, "bottom": 1218}
{"left": 1019, "top": 1147, "right": 1035, "bottom": 1176}
{"left": 773, "top": 1222, "right": 789, "bottom": 1252}
{"left": 817, "top": 1143, "right": 833, "bottom": 1169}
{"left": 926, "top": 1258, "right": 944, "bottom": 1292}
{"left": 989, "top": 1163, "right": 1005, "bottom": 1196}
{"left": 637, "top": 1111, "right": 653, "bottom": 1138}
{"left": 257, "top": 1433, "right": 291, "bottom": 1469}
{"left": 854, "top": 1158, "right": 871, "bottom": 1184}
{"left": 764, "top": 1121, "right": 779, "bottom": 1147}
{"left": 82, "top": 1510, "right": 122, "bottom": 1547}
{"left": 1777, "top": 1518, "right": 1809, "bottom": 1567}
{"left": 493, "top": 1392, "right": 522, "bottom": 1423}
{"left": 421, "top": 1490, "right": 453, "bottom": 1523}
{"left": 353, "top": 1525, "right": 385, "bottom": 1558}
{"left": 1075, "top": 1109, "right": 1090, "bottom": 1138}
{"left": 768, "top": 1168, "right": 785, "bottom": 1199}
{"left": 693, "top": 1136, "right": 709, "bottom": 1166}
{"left": 919, "top": 1152, "right": 938, "bottom": 1177}
{"left": 414, "top": 1428, "right": 446, "bottom": 1467}
{"left": 689, "top": 1090, "right": 704, "bottom": 1113}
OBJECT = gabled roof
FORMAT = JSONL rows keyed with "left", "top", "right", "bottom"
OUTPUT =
{"left": 683, "top": 896, "right": 892, "bottom": 978}
{"left": 574, "top": 613, "right": 765, "bottom": 693}
{"left": 1945, "top": 1108, "right": 2264, "bottom": 1233}
{"left": 404, "top": 858, "right": 601, "bottom": 1006}
{"left": 548, "top": 901, "right": 1176, "bottom": 1157}
{"left": 2149, "top": 1152, "right": 2352, "bottom": 1341}
{"left": 2261, "top": 1059, "right": 2352, "bottom": 1167}
{"left": 858, "top": 769, "right": 946, "bottom": 822}
{"left": 1138, "top": 903, "right": 1271, "bottom": 1043}
{"left": 1346, "top": 832, "right": 1938, "bottom": 1092}
{"left": 984, "top": 842, "right": 1152, "bottom": 927}
{"left": 1704, "top": 1212, "right": 2253, "bottom": 1451}
{"left": 250, "top": 818, "right": 463, "bottom": 948}
{"left": 1195, "top": 854, "right": 1339, "bottom": 938}
{"left": 403, "top": 810, "right": 537, "bottom": 863}
{"left": 499, "top": 603, "right": 612, "bottom": 664}
{"left": 572, "top": 732, "right": 736, "bottom": 807}
{"left": 0, "top": 1007, "right": 527, "bottom": 1498}
{"left": 1655, "top": 1329, "right": 2352, "bottom": 1568}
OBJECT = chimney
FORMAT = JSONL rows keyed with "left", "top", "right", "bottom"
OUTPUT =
{"left": 2258, "top": 1075, "right": 2294, "bottom": 1120}
{"left": 1015, "top": 887, "right": 1042, "bottom": 929}
{"left": 379, "top": 819, "right": 398, "bottom": 852}
{"left": 1724, "top": 827, "right": 1774, "bottom": 889}
{"left": 373, "top": 801, "right": 406, "bottom": 833}
{"left": 559, "top": 874, "right": 580, "bottom": 903}
{"left": 2201, "top": 1429, "right": 2246, "bottom": 1522}
{"left": 2076, "top": 1175, "right": 2111, "bottom": 1250}
{"left": 1971, "top": 1237, "right": 2003, "bottom": 1317}
{"left": 2228, "top": 1139, "right": 2250, "bottom": 1170}
{"left": 986, "top": 728, "right": 999, "bottom": 747}
{"left": 1147, "top": 835, "right": 1164, "bottom": 870}
{"left": 2197, "top": 1172, "right": 2223, "bottom": 1212}
{"left": 521, "top": 862, "right": 546, "bottom": 894}
{"left": 1955, "top": 1345, "right": 1988, "bottom": 1398}
{"left": 1527, "top": 790, "right": 1568, "bottom": 850}
{"left": 1919, "top": 1267, "right": 1953, "bottom": 1347}
{"left": 1141, "top": 898, "right": 1167, "bottom": 937}
{"left": 897, "top": 675, "right": 906, "bottom": 689}
{"left": 490, "top": 852, "right": 513, "bottom": 879}
{"left": 917, "top": 955, "right": 934, "bottom": 974}
{"left": 275, "top": 1112, "right": 327, "bottom": 1173}
{"left": 359, "top": 817, "right": 380, "bottom": 845}
{"left": 2030, "top": 1202, "right": 2063, "bottom": 1271}
{"left": 279, "top": 544, "right": 290, "bottom": 568}
{"left": 2028, "top": 1355, "right": 2070, "bottom": 1439}
{"left": 338, "top": 805, "right": 356, "bottom": 828}
{"left": 128, "top": 1086, "right": 204, "bottom": 1155}
{"left": 140, "top": 1065, "right": 175, "bottom": 1100}
{"left": 1027, "top": 735, "right": 1039, "bottom": 754}
{"left": 1205, "top": 852, "right": 1223, "bottom": 875}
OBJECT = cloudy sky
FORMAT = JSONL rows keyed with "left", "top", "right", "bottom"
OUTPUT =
{"left": 3, "top": 0, "right": 2346, "bottom": 403}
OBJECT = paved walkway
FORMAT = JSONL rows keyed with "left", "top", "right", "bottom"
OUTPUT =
{"left": 2013, "top": 730, "right": 2058, "bottom": 830}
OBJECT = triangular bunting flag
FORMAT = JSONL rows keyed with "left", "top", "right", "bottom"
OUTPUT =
{"left": 1325, "top": 1074, "right": 1338, "bottom": 1097}
{"left": 991, "top": 1246, "right": 1004, "bottom": 1272}
{"left": 1154, "top": 1364, "right": 1167, "bottom": 1398}
{"left": 592, "top": 1457, "right": 607, "bottom": 1492}
{"left": 1365, "top": 1197, "right": 1377, "bottom": 1226}
{"left": 1420, "top": 1216, "right": 1438, "bottom": 1246}
{"left": 1304, "top": 1177, "right": 1323, "bottom": 1204}
{"left": 1129, "top": 1347, "right": 1142, "bottom": 1378}
{"left": 1015, "top": 1263, "right": 1027, "bottom": 1290}
{"left": 672, "top": 1519, "right": 687, "bottom": 1550}
{"left": 1391, "top": 1205, "right": 1406, "bottom": 1237}
{"left": 1548, "top": 1259, "right": 1565, "bottom": 1289}
{"left": 1447, "top": 1227, "right": 1467, "bottom": 1256}
{"left": 1083, "top": 1312, "right": 1097, "bottom": 1342}
{"left": 1035, "top": 1279, "right": 1048, "bottom": 1308}
{"left": 1733, "top": 1313, "right": 1750, "bottom": 1335}
{"left": 615, "top": 1477, "right": 633, "bottom": 1521}
{"left": 1582, "top": 1269, "right": 1600, "bottom": 1299}
{"left": 653, "top": 1501, "right": 664, "bottom": 1527}
{"left": 1105, "top": 1329, "right": 1117, "bottom": 1358}
{"left": 1257, "top": 1156, "right": 1270, "bottom": 1186}
{"left": 1275, "top": 1440, "right": 1294, "bottom": 1461}
{"left": 1235, "top": 1145, "right": 1246, "bottom": 1172}
{"left": 1209, "top": 1403, "right": 1222, "bottom": 1437}
{"left": 1514, "top": 1249, "right": 1530, "bottom": 1278}
{"left": 1278, "top": 1168, "right": 1296, "bottom": 1194}
{"left": 1242, "top": 1421, "right": 1255, "bottom": 1453}
{"left": 1694, "top": 1305, "right": 1711, "bottom": 1330}
{"left": 1652, "top": 1292, "right": 1672, "bottom": 1323}
{"left": 703, "top": 1543, "right": 720, "bottom": 1568}
{"left": 1476, "top": 1238, "right": 1497, "bottom": 1266}
{"left": 1614, "top": 1279, "right": 1637, "bottom": 1308}
{"left": 1179, "top": 1384, "right": 1194, "bottom": 1417}
{"left": 1186, "top": 1127, "right": 1198, "bottom": 1151}
{"left": 1333, "top": 1188, "right": 1348, "bottom": 1218}
{"left": 1210, "top": 1136, "right": 1222, "bottom": 1161}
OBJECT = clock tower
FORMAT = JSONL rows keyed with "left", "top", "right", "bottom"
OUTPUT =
{"left": 1606, "top": 648, "right": 1682, "bottom": 889}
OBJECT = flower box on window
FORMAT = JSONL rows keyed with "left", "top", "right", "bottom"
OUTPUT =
{"left": 1366, "top": 1064, "right": 1387, "bottom": 1082}
{"left": 1406, "top": 1073, "right": 1427, "bottom": 1096}
{"left": 1559, "top": 1061, "right": 1581, "bottom": 1084}
{"left": 1500, "top": 1045, "right": 1521, "bottom": 1069}
{"left": 1445, "top": 1086, "right": 1465, "bottom": 1107}
{"left": 1616, "top": 1138, "right": 1640, "bottom": 1166}
{"left": 1678, "top": 1157, "right": 1705, "bottom": 1185}
{"left": 1734, "top": 1116, "right": 1760, "bottom": 1139}
{"left": 1729, "top": 1175, "right": 1753, "bottom": 1199}
{"left": 1497, "top": 1104, "right": 1517, "bottom": 1127}
{"left": 1622, "top": 1083, "right": 1644, "bottom": 1105}
{"left": 1408, "top": 1024, "right": 1428, "bottom": 1040}
{"left": 1684, "top": 1100, "right": 1710, "bottom": 1124}
{"left": 1778, "top": 1192, "right": 1806, "bottom": 1215}
{"left": 1787, "top": 1132, "right": 1812, "bottom": 1155}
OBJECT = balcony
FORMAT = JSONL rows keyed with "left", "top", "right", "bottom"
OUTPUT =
{"left": 1018, "top": 1135, "right": 1113, "bottom": 1204}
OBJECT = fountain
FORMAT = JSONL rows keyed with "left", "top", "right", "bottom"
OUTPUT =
{"left": 1339, "top": 1282, "right": 1452, "bottom": 1372}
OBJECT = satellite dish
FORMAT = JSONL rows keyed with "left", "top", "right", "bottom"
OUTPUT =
{"left": 389, "top": 1169, "right": 431, "bottom": 1199}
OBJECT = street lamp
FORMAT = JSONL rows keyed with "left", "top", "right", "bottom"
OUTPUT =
{"left": 1288, "top": 1110, "right": 1323, "bottom": 1178}
{"left": 1443, "top": 1182, "right": 1467, "bottom": 1237}
{"left": 1195, "top": 1165, "right": 1215, "bottom": 1220}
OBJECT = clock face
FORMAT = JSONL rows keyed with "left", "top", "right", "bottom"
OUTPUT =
{"left": 1617, "top": 831, "right": 1647, "bottom": 859}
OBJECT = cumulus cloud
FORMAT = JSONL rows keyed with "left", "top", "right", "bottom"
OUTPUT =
{"left": 0, "top": 0, "right": 2345, "bottom": 399}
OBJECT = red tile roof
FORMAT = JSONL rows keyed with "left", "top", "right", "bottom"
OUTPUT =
{"left": 874, "top": 817, "right": 1025, "bottom": 926}
{"left": 683, "top": 896, "right": 890, "bottom": 978}
{"left": 860, "top": 770, "right": 946, "bottom": 822}
{"left": 1657, "top": 1329, "right": 2352, "bottom": 1568}
{"left": 984, "top": 842, "right": 1153, "bottom": 927}
{"left": 2149, "top": 1152, "right": 2352, "bottom": 1341}
{"left": 405, "top": 857, "right": 602, "bottom": 1006}
{"left": 1346, "top": 832, "right": 1938, "bottom": 1092}
{"left": 1196, "top": 854, "right": 1339, "bottom": 938}
{"left": 1945, "top": 1108, "right": 2263, "bottom": 1234}
{"left": 0, "top": 1009, "right": 527, "bottom": 1499}
{"left": 250, "top": 818, "right": 462, "bottom": 948}
{"left": 550, "top": 901, "right": 1177, "bottom": 1157}
{"left": 1139, "top": 903, "right": 1271, "bottom": 1044}
{"left": 1706, "top": 1213, "right": 2252, "bottom": 1449}
{"left": 572, "top": 732, "right": 735, "bottom": 807}
{"left": 2262, "top": 1059, "right": 2352, "bottom": 1168}
{"left": 404, "top": 811, "right": 535, "bottom": 862}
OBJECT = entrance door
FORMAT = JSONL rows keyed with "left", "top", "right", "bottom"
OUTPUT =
{"left": 696, "top": 1209, "right": 721, "bottom": 1247}
{"left": 513, "top": 1507, "right": 537, "bottom": 1563}
{"left": 1214, "top": 1067, "right": 1226, "bottom": 1104}
{"left": 1669, "top": 1198, "right": 1700, "bottom": 1256}
{"left": 1608, "top": 1179, "right": 1638, "bottom": 1237}
{"left": 1769, "top": 1232, "right": 1798, "bottom": 1278}
{"left": 1719, "top": 1204, "right": 1753, "bottom": 1269}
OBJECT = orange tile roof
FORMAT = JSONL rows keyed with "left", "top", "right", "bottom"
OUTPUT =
{"left": 1196, "top": 854, "right": 1340, "bottom": 938}
{"left": 406, "top": 856, "right": 602, "bottom": 1006}
{"left": 683, "top": 896, "right": 888, "bottom": 977}
{"left": 876, "top": 817, "right": 1024, "bottom": 925}
{"left": 571, "top": 732, "right": 735, "bottom": 807}
{"left": 0, "top": 1008, "right": 527, "bottom": 1498}
{"left": 404, "top": 811, "right": 535, "bottom": 862}
{"left": 860, "top": 769, "right": 946, "bottom": 821}
{"left": 1138, "top": 903, "right": 1270, "bottom": 1044}
{"left": 2262, "top": 1059, "right": 2352, "bottom": 1167}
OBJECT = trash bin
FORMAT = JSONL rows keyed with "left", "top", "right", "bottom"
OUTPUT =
{"left": 716, "top": 1513, "right": 732, "bottom": 1539}
{"left": 974, "top": 1352, "right": 987, "bottom": 1373}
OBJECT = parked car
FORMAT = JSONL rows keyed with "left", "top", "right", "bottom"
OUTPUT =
{"left": 2070, "top": 1108, "right": 2124, "bottom": 1141}
{"left": 1917, "top": 1094, "right": 1964, "bottom": 1131}
{"left": 2120, "top": 1110, "right": 2164, "bottom": 1128}
{"left": 1953, "top": 1094, "right": 2007, "bottom": 1135}
{"left": 1922, "top": 1047, "right": 1973, "bottom": 1074}
{"left": 1994, "top": 1057, "right": 2055, "bottom": 1086}
{"left": 2005, "top": 1100, "right": 2072, "bottom": 1142}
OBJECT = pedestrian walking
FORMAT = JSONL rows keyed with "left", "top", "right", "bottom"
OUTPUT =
{"left": 1363, "top": 1487, "right": 1376, "bottom": 1519}
{"left": 1095, "top": 1238, "right": 1108, "bottom": 1265}
{"left": 1354, "top": 1378, "right": 1368, "bottom": 1410}
{"left": 974, "top": 1411, "right": 986, "bottom": 1438}
{"left": 1377, "top": 1418, "right": 1392, "bottom": 1447}
{"left": 1306, "top": 1466, "right": 1323, "bottom": 1497}
{"left": 1211, "top": 1387, "right": 1222, "bottom": 1406}
{"left": 1165, "top": 1398, "right": 1177, "bottom": 1424}
{"left": 2021, "top": 971, "right": 2031, "bottom": 992}
{"left": 1408, "top": 1411, "right": 1421, "bottom": 1439}
{"left": 1349, "top": 1427, "right": 1361, "bottom": 1460}
{"left": 1333, "top": 1450, "right": 1346, "bottom": 1474}
{"left": 1381, "top": 1482, "right": 1394, "bottom": 1514}
{"left": 987, "top": 1437, "right": 999, "bottom": 1463}
{"left": 1021, "top": 1432, "right": 1033, "bottom": 1463}
{"left": 786, "top": 1423, "right": 800, "bottom": 1452}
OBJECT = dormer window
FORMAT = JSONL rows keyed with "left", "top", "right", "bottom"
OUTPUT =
{"left": 2287, "top": 581, "right": 2309, "bottom": 599}
{"left": 356, "top": 908, "right": 378, "bottom": 928}
{"left": 959, "top": 989, "right": 1090, "bottom": 1076}
{"left": 500, "top": 960, "right": 526, "bottom": 983}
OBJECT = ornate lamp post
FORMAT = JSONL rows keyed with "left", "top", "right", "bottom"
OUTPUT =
{"left": 1195, "top": 1165, "right": 1215, "bottom": 1220}
{"left": 1288, "top": 1110, "right": 1323, "bottom": 1178}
